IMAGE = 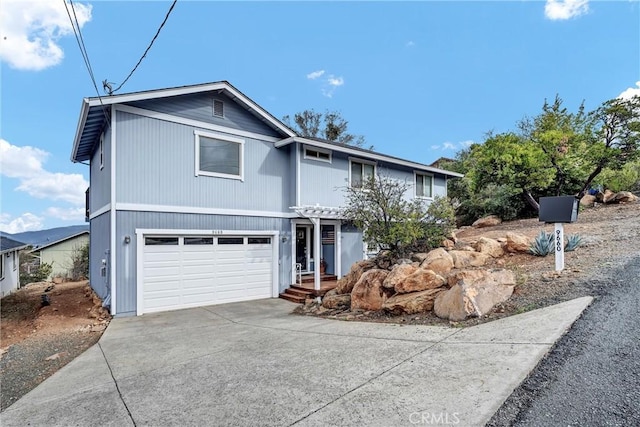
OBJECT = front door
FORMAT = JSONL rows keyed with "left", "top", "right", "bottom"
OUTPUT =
{"left": 295, "top": 225, "right": 313, "bottom": 272}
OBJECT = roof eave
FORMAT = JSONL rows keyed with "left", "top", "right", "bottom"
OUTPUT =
{"left": 70, "top": 98, "right": 91, "bottom": 163}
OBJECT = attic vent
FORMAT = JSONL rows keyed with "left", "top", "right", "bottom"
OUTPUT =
{"left": 213, "top": 99, "right": 224, "bottom": 117}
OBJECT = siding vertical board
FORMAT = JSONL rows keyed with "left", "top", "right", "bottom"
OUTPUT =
{"left": 90, "top": 126, "right": 111, "bottom": 211}
{"left": 299, "top": 150, "right": 449, "bottom": 207}
{"left": 89, "top": 212, "right": 110, "bottom": 300}
{"left": 126, "top": 92, "right": 281, "bottom": 138}
{"left": 299, "top": 151, "right": 349, "bottom": 207}
{"left": 340, "top": 224, "right": 364, "bottom": 274}
{"left": 114, "top": 211, "right": 292, "bottom": 316}
{"left": 115, "top": 111, "right": 290, "bottom": 212}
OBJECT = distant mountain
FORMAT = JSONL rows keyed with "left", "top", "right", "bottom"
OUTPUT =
{"left": 1, "top": 225, "right": 89, "bottom": 248}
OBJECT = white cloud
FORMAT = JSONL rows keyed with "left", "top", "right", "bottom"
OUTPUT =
{"left": 306, "top": 70, "right": 325, "bottom": 80}
{"left": 544, "top": 0, "right": 589, "bottom": 21}
{"left": 431, "top": 140, "right": 476, "bottom": 151}
{"left": 619, "top": 81, "right": 640, "bottom": 100}
{"left": 406, "top": 41, "right": 416, "bottom": 47}
{"left": 0, "top": 0, "right": 92, "bottom": 71}
{"left": 321, "top": 74, "right": 345, "bottom": 98}
{"left": 44, "top": 207, "right": 86, "bottom": 221}
{"left": 1, "top": 138, "right": 88, "bottom": 208}
{"left": 0, "top": 213, "right": 44, "bottom": 234}
{"left": 327, "top": 76, "right": 344, "bottom": 87}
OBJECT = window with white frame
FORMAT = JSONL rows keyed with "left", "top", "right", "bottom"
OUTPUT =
{"left": 99, "top": 133, "right": 104, "bottom": 170}
{"left": 350, "top": 159, "right": 375, "bottom": 188}
{"left": 304, "top": 146, "right": 331, "bottom": 162}
{"left": 195, "top": 131, "right": 244, "bottom": 180}
{"left": 415, "top": 172, "right": 433, "bottom": 198}
{"left": 12, "top": 252, "right": 17, "bottom": 271}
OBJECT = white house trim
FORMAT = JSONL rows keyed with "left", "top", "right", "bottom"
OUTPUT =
{"left": 110, "top": 104, "right": 117, "bottom": 315}
{"left": 83, "top": 81, "right": 294, "bottom": 136}
{"left": 116, "top": 104, "right": 282, "bottom": 143}
{"left": 295, "top": 142, "right": 301, "bottom": 207}
{"left": 275, "top": 137, "right": 464, "bottom": 178}
{"left": 135, "top": 228, "right": 280, "bottom": 316}
{"left": 115, "top": 203, "right": 298, "bottom": 219}
{"left": 193, "top": 130, "right": 245, "bottom": 181}
{"left": 413, "top": 170, "right": 435, "bottom": 200}
{"left": 90, "top": 203, "right": 111, "bottom": 220}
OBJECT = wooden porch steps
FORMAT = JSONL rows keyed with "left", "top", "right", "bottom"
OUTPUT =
{"left": 279, "top": 277, "right": 339, "bottom": 304}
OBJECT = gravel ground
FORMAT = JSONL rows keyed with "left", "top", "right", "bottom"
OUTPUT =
{"left": 488, "top": 255, "right": 640, "bottom": 426}
{"left": 0, "top": 332, "right": 101, "bottom": 410}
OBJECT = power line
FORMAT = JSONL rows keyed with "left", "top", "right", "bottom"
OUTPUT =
{"left": 63, "top": 0, "right": 110, "bottom": 126}
{"left": 109, "top": 0, "right": 178, "bottom": 94}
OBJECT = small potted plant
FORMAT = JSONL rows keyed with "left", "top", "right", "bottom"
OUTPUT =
{"left": 319, "top": 258, "right": 327, "bottom": 275}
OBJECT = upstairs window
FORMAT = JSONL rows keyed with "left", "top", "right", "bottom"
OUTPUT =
{"left": 415, "top": 172, "right": 433, "bottom": 198}
{"left": 350, "top": 159, "right": 375, "bottom": 188}
{"left": 304, "top": 146, "right": 331, "bottom": 163}
{"left": 213, "top": 99, "right": 224, "bottom": 117}
{"left": 195, "top": 131, "right": 244, "bottom": 181}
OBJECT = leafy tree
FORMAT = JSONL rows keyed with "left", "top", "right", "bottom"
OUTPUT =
{"left": 342, "top": 174, "right": 427, "bottom": 254}
{"left": 576, "top": 95, "right": 640, "bottom": 197}
{"left": 20, "top": 261, "right": 53, "bottom": 284}
{"left": 283, "top": 109, "right": 367, "bottom": 147}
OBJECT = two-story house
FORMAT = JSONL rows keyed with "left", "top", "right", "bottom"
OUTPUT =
{"left": 71, "top": 81, "right": 462, "bottom": 316}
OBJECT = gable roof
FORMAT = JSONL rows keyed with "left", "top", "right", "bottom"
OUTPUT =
{"left": 31, "top": 231, "right": 89, "bottom": 252}
{"left": 275, "top": 136, "right": 464, "bottom": 178}
{"left": 71, "top": 81, "right": 296, "bottom": 162}
{"left": 0, "top": 236, "right": 28, "bottom": 254}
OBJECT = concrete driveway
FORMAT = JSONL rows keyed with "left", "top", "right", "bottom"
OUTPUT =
{"left": 1, "top": 297, "right": 591, "bottom": 427}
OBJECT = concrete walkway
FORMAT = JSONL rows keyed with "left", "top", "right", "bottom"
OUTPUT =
{"left": 1, "top": 297, "right": 592, "bottom": 427}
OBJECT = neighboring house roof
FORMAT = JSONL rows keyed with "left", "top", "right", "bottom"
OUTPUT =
{"left": 71, "top": 81, "right": 297, "bottom": 162}
{"left": 276, "top": 136, "right": 464, "bottom": 178}
{"left": 7, "top": 225, "right": 89, "bottom": 248}
{"left": 30, "top": 231, "right": 89, "bottom": 252}
{"left": 0, "top": 236, "right": 28, "bottom": 254}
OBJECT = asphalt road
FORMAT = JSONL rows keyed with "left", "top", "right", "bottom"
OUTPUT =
{"left": 488, "top": 255, "right": 640, "bottom": 427}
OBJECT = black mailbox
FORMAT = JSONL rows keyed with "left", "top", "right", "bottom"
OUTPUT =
{"left": 539, "top": 196, "right": 579, "bottom": 223}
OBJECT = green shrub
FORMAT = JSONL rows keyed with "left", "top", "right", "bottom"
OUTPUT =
{"left": 20, "top": 262, "right": 53, "bottom": 284}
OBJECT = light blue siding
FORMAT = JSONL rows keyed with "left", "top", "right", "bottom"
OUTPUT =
{"left": 299, "top": 149, "right": 349, "bottom": 207}
{"left": 115, "top": 111, "right": 292, "bottom": 212}
{"left": 89, "top": 212, "right": 110, "bottom": 300}
{"left": 114, "top": 211, "right": 292, "bottom": 316}
{"left": 89, "top": 127, "right": 111, "bottom": 211}
{"left": 340, "top": 224, "right": 364, "bottom": 276}
{"left": 299, "top": 147, "right": 449, "bottom": 208}
{"left": 127, "top": 92, "right": 282, "bottom": 138}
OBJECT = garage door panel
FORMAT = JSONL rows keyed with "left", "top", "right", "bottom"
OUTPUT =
{"left": 142, "top": 234, "right": 274, "bottom": 314}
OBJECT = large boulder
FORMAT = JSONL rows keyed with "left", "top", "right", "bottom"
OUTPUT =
{"left": 580, "top": 194, "right": 596, "bottom": 207}
{"left": 473, "top": 237, "right": 504, "bottom": 258}
{"left": 335, "top": 259, "right": 375, "bottom": 294}
{"left": 449, "top": 250, "right": 491, "bottom": 268}
{"left": 382, "top": 263, "right": 418, "bottom": 290}
{"left": 596, "top": 189, "right": 616, "bottom": 204}
{"left": 613, "top": 191, "right": 638, "bottom": 204}
{"left": 382, "top": 288, "right": 445, "bottom": 314}
{"left": 420, "top": 248, "right": 455, "bottom": 275}
{"left": 505, "top": 232, "right": 532, "bottom": 253}
{"left": 395, "top": 269, "right": 445, "bottom": 294}
{"left": 322, "top": 293, "right": 351, "bottom": 310}
{"left": 350, "top": 269, "right": 389, "bottom": 311}
{"left": 472, "top": 215, "right": 502, "bottom": 228}
{"left": 435, "top": 269, "right": 516, "bottom": 321}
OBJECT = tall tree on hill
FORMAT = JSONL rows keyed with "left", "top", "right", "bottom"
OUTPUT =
{"left": 282, "top": 109, "right": 367, "bottom": 147}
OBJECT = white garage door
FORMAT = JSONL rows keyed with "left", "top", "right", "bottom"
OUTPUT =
{"left": 142, "top": 235, "right": 274, "bottom": 314}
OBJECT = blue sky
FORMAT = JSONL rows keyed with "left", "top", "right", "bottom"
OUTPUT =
{"left": 1, "top": 0, "right": 639, "bottom": 233}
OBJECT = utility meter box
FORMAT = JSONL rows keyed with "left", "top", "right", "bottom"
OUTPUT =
{"left": 539, "top": 196, "right": 579, "bottom": 223}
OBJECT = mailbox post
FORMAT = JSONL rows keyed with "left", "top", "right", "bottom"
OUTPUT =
{"left": 539, "top": 196, "right": 579, "bottom": 271}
